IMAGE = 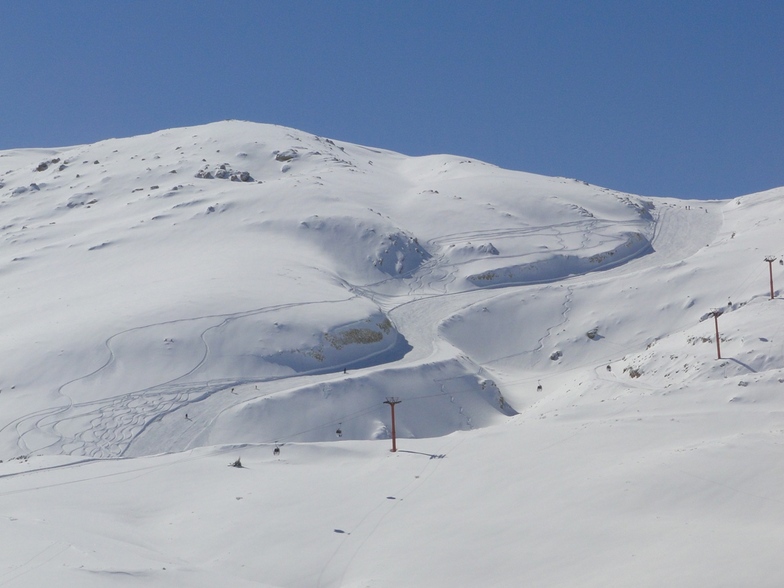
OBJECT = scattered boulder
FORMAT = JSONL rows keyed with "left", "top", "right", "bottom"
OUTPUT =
{"left": 477, "top": 243, "right": 500, "bottom": 255}
{"left": 34, "top": 157, "right": 61, "bottom": 172}
{"left": 196, "top": 164, "right": 253, "bottom": 182}
{"left": 275, "top": 149, "right": 298, "bottom": 162}
{"left": 624, "top": 366, "right": 642, "bottom": 378}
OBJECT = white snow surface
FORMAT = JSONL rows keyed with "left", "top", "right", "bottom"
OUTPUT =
{"left": 1, "top": 120, "right": 783, "bottom": 586}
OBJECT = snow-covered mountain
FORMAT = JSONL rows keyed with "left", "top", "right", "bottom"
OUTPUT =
{"left": 1, "top": 121, "right": 783, "bottom": 587}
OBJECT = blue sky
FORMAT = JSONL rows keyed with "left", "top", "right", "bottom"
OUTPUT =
{"left": 2, "top": 1, "right": 782, "bottom": 200}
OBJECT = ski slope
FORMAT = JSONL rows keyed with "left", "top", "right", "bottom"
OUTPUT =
{"left": 1, "top": 121, "right": 783, "bottom": 586}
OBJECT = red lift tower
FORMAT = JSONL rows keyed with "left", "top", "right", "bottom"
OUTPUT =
{"left": 384, "top": 397, "right": 402, "bottom": 452}
{"left": 709, "top": 309, "right": 724, "bottom": 360}
{"left": 765, "top": 256, "right": 777, "bottom": 300}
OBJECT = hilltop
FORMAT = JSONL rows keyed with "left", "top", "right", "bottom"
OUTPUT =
{"left": 1, "top": 121, "right": 783, "bottom": 587}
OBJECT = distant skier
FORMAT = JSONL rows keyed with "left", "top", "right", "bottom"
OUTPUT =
{"left": 273, "top": 447, "right": 280, "bottom": 456}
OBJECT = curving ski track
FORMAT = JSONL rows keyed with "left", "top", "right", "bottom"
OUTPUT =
{"left": 2, "top": 201, "right": 723, "bottom": 459}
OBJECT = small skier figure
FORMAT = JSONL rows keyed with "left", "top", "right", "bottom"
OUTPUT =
{"left": 273, "top": 447, "right": 280, "bottom": 456}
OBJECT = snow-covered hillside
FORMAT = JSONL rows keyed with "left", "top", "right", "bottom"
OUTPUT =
{"left": 1, "top": 121, "right": 783, "bottom": 587}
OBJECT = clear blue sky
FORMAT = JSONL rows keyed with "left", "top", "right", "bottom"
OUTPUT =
{"left": 2, "top": 1, "right": 782, "bottom": 200}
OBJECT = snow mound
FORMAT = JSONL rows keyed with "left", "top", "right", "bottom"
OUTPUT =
{"left": 467, "top": 231, "right": 652, "bottom": 287}
{"left": 193, "top": 359, "right": 515, "bottom": 447}
{"left": 296, "top": 215, "right": 430, "bottom": 279}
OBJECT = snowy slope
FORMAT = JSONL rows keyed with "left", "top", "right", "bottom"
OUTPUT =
{"left": 1, "top": 121, "right": 784, "bottom": 587}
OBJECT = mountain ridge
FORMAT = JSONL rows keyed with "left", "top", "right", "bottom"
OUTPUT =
{"left": 2, "top": 120, "right": 784, "bottom": 587}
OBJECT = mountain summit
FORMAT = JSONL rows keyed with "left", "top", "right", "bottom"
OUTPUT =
{"left": 1, "top": 121, "right": 783, "bottom": 586}
{"left": 0, "top": 120, "right": 661, "bottom": 458}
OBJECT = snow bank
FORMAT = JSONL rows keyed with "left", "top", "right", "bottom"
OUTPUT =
{"left": 467, "top": 231, "right": 653, "bottom": 287}
{"left": 194, "top": 359, "right": 515, "bottom": 447}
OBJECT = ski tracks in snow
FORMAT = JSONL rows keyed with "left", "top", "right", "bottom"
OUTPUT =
{"left": 0, "top": 541, "right": 71, "bottom": 586}
{"left": 3, "top": 200, "right": 723, "bottom": 459}
{"left": 5, "top": 299, "right": 355, "bottom": 458}
{"left": 316, "top": 433, "right": 466, "bottom": 588}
